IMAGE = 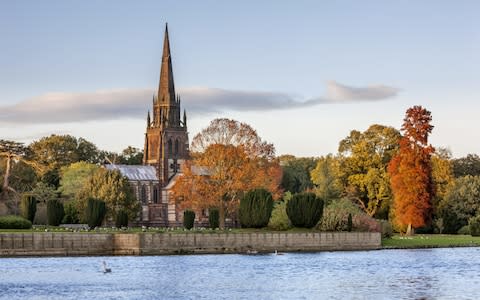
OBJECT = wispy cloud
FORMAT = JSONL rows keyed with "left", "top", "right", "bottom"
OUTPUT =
{"left": 0, "top": 81, "right": 399, "bottom": 124}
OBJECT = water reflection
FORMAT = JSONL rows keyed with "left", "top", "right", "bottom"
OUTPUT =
{"left": 0, "top": 248, "right": 479, "bottom": 299}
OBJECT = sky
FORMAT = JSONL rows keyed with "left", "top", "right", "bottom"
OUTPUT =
{"left": 0, "top": 1, "right": 479, "bottom": 158}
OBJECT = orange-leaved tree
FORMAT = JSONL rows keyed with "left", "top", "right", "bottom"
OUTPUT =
{"left": 172, "top": 118, "right": 282, "bottom": 228}
{"left": 388, "top": 106, "right": 435, "bottom": 235}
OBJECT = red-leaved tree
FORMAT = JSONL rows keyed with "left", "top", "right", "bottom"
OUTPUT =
{"left": 388, "top": 106, "right": 435, "bottom": 235}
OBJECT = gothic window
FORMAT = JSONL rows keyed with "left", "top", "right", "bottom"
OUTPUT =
{"left": 153, "top": 186, "right": 159, "bottom": 204}
{"left": 174, "top": 139, "right": 179, "bottom": 155}
{"left": 141, "top": 185, "right": 147, "bottom": 205}
{"left": 168, "top": 139, "right": 173, "bottom": 156}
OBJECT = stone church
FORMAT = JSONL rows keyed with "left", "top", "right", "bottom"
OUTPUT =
{"left": 106, "top": 24, "right": 189, "bottom": 226}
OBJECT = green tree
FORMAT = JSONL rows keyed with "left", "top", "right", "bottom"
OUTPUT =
{"left": 279, "top": 156, "right": 318, "bottom": 193}
{"left": 310, "top": 154, "right": 343, "bottom": 203}
{"left": 77, "top": 138, "right": 102, "bottom": 164}
{"left": 78, "top": 168, "right": 140, "bottom": 221}
{"left": 338, "top": 124, "right": 401, "bottom": 218}
{"left": 20, "top": 194, "right": 37, "bottom": 223}
{"left": 118, "top": 146, "right": 144, "bottom": 165}
{"left": 452, "top": 154, "right": 480, "bottom": 178}
{"left": 85, "top": 198, "right": 106, "bottom": 229}
{"left": 438, "top": 175, "right": 480, "bottom": 233}
{"left": 239, "top": 188, "right": 274, "bottom": 228}
{"left": 431, "top": 149, "right": 454, "bottom": 212}
{"left": 62, "top": 201, "right": 79, "bottom": 224}
{"left": 31, "top": 182, "right": 58, "bottom": 204}
{"left": 46, "top": 199, "right": 64, "bottom": 226}
{"left": 286, "top": 192, "right": 324, "bottom": 228}
{"left": 183, "top": 210, "right": 195, "bottom": 230}
{"left": 59, "top": 162, "right": 99, "bottom": 198}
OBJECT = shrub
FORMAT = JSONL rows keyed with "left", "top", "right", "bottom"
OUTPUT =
{"left": 458, "top": 225, "right": 470, "bottom": 235}
{"left": 379, "top": 220, "right": 393, "bottom": 238}
{"left": 85, "top": 198, "right": 106, "bottom": 229}
{"left": 286, "top": 192, "right": 324, "bottom": 228}
{"left": 469, "top": 215, "right": 480, "bottom": 237}
{"left": 239, "top": 189, "right": 274, "bottom": 228}
{"left": 62, "top": 201, "right": 79, "bottom": 224}
{"left": 352, "top": 214, "right": 381, "bottom": 232}
{"left": 20, "top": 194, "right": 37, "bottom": 223}
{"left": 268, "top": 200, "right": 291, "bottom": 231}
{"left": 0, "top": 215, "right": 32, "bottom": 229}
{"left": 115, "top": 209, "right": 129, "bottom": 228}
{"left": 47, "top": 199, "right": 64, "bottom": 226}
{"left": 209, "top": 208, "right": 219, "bottom": 229}
{"left": 183, "top": 210, "right": 195, "bottom": 230}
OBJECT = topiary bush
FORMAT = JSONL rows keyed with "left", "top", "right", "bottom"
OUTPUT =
{"left": 47, "top": 199, "right": 64, "bottom": 226}
{"left": 183, "top": 210, "right": 195, "bottom": 230}
{"left": 286, "top": 192, "right": 324, "bottom": 228}
{"left": 20, "top": 194, "right": 37, "bottom": 223}
{"left": 239, "top": 188, "right": 274, "bottom": 228}
{"left": 62, "top": 201, "right": 79, "bottom": 224}
{"left": 85, "top": 198, "right": 106, "bottom": 229}
{"left": 0, "top": 215, "right": 32, "bottom": 229}
{"left": 115, "top": 209, "right": 129, "bottom": 228}
{"left": 469, "top": 215, "right": 480, "bottom": 236}
{"left": 268, "top": 199, "right": 292, "bottom": 231}
{"left": 209, "top": 208, "right": 219, "bottom": 229}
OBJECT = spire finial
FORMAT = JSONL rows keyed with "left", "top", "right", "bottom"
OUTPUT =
{"left": 157, "top": 23, "right": 175, "bottom": 105}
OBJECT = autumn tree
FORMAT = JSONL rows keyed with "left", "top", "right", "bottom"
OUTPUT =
{"left": 337, "top": 124, "right": 401, "bottom": 218}
{"left": 310, "top": 154, "right": 343, "bottom": 203}
{"left": 388, "top": 106, "right": 435, "bottom": 235}
{"left": 431, "top": 148, "right": 454, "bottom": 211}
{"left": 172, "top": 118, "right": 282, "bottom": 229}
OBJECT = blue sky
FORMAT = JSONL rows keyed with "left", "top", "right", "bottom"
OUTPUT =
{"left": 0, "top": 1, "right": 479, "bottom": 157}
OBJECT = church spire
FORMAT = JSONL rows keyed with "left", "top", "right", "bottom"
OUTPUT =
{"left": 158, "top": 23, "right": 175, "bottom": 104}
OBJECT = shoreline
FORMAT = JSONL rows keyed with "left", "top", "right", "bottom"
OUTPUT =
{"left": 0, "top": 232, "right": 380, "bottom": 257}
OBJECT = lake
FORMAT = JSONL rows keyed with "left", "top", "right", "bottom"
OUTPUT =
{"left": 1, "top": 247, "right": 480, "bottom": 299}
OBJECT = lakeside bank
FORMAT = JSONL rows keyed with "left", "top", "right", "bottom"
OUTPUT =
{"left": 0, "top": 232, "right": 380, "bottom": 257}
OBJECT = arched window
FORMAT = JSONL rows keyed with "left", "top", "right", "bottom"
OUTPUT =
{"left": 167, "top": 139, "right": 173, "bottom": 156}
{"left": 141, "top": 185, "right": 147, "bottom": 205}
{"left": 153, "top": 186, "right": 159, "bottom": 204}
{"left": 174, "top": 139, "right": 179, "bottom": 155}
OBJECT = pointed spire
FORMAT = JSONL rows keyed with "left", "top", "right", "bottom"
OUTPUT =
{"left": 183, "top": 109, "right": 187, "bottom": 127}
{"left": 158, "top": 23, "right": 175, "bottom": 105}
{"left": 147, "top": 111, "right": 151, "bottom": 128}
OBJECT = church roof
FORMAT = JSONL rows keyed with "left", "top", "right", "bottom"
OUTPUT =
{"left": 105, "top": 164, "right": 158, "bottom": 181}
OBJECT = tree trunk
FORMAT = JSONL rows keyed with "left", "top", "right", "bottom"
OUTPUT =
{"left": 219, "top": 204, "right": 225, "bottom": 229}
{"left": 406, "top": 223, "right": 414, "bottom": 236}
{"left": 1, "top": 155, "right": 11, "bottom": 203}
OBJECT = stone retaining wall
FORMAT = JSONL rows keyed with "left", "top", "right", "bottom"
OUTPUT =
{"left": 0, "top": 232, "right": 381, "bottom": 257}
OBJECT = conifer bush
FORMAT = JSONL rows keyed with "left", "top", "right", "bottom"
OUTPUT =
{"left": 183, "top": 210, "right": 195, "bottom": 230}
{"left": 21, "top": 194, "right": 37, "bottom": 223}
{"left": 239, "top": 188, "right": 274, "bottom": 228}
{"left": 85, "top": 198, "right": 106, "bottom": 229}
{"left": 469, "top": 215, "right": 480, "bottom": 236}
{"left": 286, "top": 192, "right": 324, "bottom": 228}
{"left": 62, "top": 201, "right": 79, "bottom": 224}
{"left": 0, "top": 215, "right": 32, "bottom": 229}
{"left": 209, "top": 208, "right": 219, "bottom": 229}
{"left": 47, "top": 199, "right": 64, "bottom": 226}
{"left": 115, "top": 209, "right": 129, "bottom": 228}
{"left": 347, "top": 213, "right": 353, "bottom": 232}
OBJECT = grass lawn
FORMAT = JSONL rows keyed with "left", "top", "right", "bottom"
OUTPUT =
{"left": 382, "top": 234, "right": 480, "bottom": 249}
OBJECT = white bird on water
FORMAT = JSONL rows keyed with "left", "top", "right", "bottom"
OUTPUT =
{"left": 102, "top": 261, "right": 112, "bottom": 273}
